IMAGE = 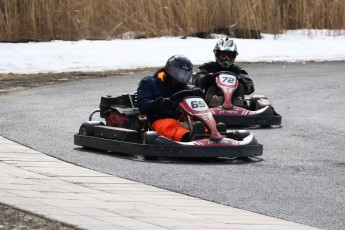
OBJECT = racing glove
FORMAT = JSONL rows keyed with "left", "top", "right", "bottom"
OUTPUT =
{"left": 192, "top": 87, "right": 204, "bottom": 97}
{"left": 195, "top": 73, "right": 213, "bottom": 90}
{"left": 238, "top": 75, "right": 255, "bottom": 95}
{"left": 157, "top": 97, "right": 176, "bottom": 109}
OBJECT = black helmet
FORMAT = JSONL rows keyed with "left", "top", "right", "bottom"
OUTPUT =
{"left": 213, "top": 37, "right": 238, "bottom": 68}
{"left": 165, "top": 55, "right": 193, "bottom": 84}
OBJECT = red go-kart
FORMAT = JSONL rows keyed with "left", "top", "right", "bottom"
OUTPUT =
{"left": 74, "top": 90, "right": 263, "bottom": 159}
{"left": 193, "top": 71, "right": 282, "bottom": 127}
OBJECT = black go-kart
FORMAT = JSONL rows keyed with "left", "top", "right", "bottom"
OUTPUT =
{"left": 193, "top": 71, "right": 282, "bottom": 127}
{"left": 74, "top": 90, "right": 263, "bottom": 159}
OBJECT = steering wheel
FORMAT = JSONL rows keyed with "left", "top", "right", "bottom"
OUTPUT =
{"left": 212, "top": 71, "right": 237, "bottom": 78}
{"left": 169, "top": 89, "right": 194, "bottom": 104}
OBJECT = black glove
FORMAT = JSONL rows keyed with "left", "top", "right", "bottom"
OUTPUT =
{"left": 195, "top": 73, "right": 213, "bottom": 90}
{"left": 244, "top": 81, "right": 255, "bottom": 94}
{"left": 157, "top": 97, "right": 176, "bottom": 109}
{"left": 204, "top": 73, "right": 214, "bottom": 83}
{"left": 192, "top": 87, "right": 203, "bottom": 97}
{"left": 238, "top": 75, "right": 255, "bottom": 94}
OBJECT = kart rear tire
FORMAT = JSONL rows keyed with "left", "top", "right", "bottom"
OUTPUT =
{"left": 79, "top": 121, "right": 104, "bottom": 136}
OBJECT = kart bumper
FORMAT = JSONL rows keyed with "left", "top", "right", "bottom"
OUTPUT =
{"left": 214, "top": 114, "right": 282, "bottom": 126}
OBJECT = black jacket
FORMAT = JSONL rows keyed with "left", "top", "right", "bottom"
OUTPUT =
{"left": 137, "top": 68, "right": 190, "bottom": 123}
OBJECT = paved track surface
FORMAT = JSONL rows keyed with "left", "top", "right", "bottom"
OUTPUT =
{"left": 1, "top": 62, "right": 344, "bottom": 230}
{"left": 1, "top": 136, "right": 317, "bottom": 230}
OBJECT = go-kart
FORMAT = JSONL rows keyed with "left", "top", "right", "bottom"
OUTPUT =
{"left": 74, "top": 90, "right": 263, "bottom": 159}
{"left": 193, "top": 71, "right": 282, "bottom": 127}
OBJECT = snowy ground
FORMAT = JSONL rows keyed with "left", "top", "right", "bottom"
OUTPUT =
{"left": 0, "top": 29, "right": 344, "bottom": 74}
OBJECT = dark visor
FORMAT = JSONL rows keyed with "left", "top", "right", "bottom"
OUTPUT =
{"left": 167, "top": 67, "right": 192, "bottom": 84}
{"left": 217, "top": 51, "right": 237, "bottom": 60}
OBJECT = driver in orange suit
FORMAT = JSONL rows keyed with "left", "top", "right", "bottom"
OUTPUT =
{"left": 137, "top": 55, "right": 203, "bottom": 142}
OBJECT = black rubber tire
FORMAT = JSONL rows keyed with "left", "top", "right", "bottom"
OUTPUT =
{"left": 142, "top": 131, "right": 159, "bottom": 144}
{"left": 79, "top": 121, "right": 104, "bottom": 136}
{"left": 142, "top": 131, "right": 159, "bottom": 160}
{"left": 234, "top": 130, "right": 250, "bottom": 141}
{"left": 249, "top": 95, "right": 267, "bottom": 111}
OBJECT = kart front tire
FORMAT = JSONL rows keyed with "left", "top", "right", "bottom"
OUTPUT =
{"left": 234, "top": 130, "right": 250, "bottom": 141}
{"left": 142, "top": 131, "right": 159, "bottom": 144}
{"left": 79, "top": 121, "right": 104, "bottom": 136}
{"left": 249, "top": 95, "right": 267, "bottom": 111}
{"left": 142, "top": 131, "right": 159, "bottom": 160}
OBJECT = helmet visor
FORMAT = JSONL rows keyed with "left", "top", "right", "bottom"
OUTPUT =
{"left": 167, "top": 66, "right": 192, "bottom": 84}
{"left": 216, "top": 51, "right": 237, "bottom": 60}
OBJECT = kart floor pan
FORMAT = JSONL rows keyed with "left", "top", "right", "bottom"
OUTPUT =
{"left": 74, "top": 134, "right": 263, "bottom": 158}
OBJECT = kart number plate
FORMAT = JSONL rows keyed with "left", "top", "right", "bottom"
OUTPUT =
{"left": 219, "top": 74, "right": 236, "bottom": 86}
{"left": 185, "top": 98, "right": 208, "bottom": 111}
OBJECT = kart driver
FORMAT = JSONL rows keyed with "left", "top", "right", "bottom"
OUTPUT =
{"left": 194, "top": 37, "right": 255, "bottom": 107}
{"left": 137, "top": 55, "right": 205, "bottom": 142}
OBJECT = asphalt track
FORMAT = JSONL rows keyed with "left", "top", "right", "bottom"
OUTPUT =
{"left": 0, "top": 61, "right": 344, "bottom": 230}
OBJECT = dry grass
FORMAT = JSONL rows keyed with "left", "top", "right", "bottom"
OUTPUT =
{"left": 0, "top": 0, "right": 344, "bottom": 41}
